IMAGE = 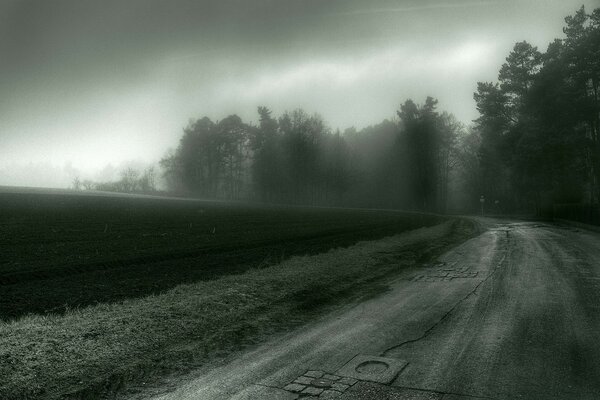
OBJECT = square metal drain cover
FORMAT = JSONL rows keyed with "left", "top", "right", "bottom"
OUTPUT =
{"left": 336, "top": 354, "right": 408, "bottom": 384}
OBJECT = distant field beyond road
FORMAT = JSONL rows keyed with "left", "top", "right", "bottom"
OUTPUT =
{"left": 0, "top": 190, "right": 444, "bottom": 319}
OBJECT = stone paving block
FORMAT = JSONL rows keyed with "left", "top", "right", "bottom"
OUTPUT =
{"left": 320, "top": 390, "right": 342, "bottom": 398}
{"left": 305, "top": 370, "right": 324, "bottom": 378}
{"left": 294, "top": 376, "right": 313, "bottom": 385}
{"left": 283, "top": 383, "right": 306, "bottom": 393}
{"left": 301, "top": 386, "right": 324, "bottom": 396}
{"left": 311, "top": 378, "right": 334, "bottom": 388}
{"left": 338, "top": 377, "right": 358, "bottom": 386}
{"left": 330, "top": 383, "right": 350, "bottom": 392}
{"left": 322, "top": 374, "right": 340, "bottom": 381}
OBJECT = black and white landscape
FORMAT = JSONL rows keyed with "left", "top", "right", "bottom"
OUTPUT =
{"left": 1, "top": 1, "right": 599, "bottom": 399}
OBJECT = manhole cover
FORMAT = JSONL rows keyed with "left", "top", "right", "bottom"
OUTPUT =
{"left": 356, "top": 360, "right": 388, "bottom": 374}
{"left": 337, "top": 355, "right": 408, "bottom": 384}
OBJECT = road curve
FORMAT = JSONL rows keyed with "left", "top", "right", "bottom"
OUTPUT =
{"left": 146, "top": 220, "right": 600, "bottom": 400}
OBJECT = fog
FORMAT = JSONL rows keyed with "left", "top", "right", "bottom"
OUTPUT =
{"left": 1, "top": 0, "right": 595, "bottom": 188}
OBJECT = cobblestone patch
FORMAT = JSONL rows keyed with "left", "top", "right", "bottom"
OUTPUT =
{"left": 283, "top": 383, "right": 306, "bottom": 393}
{"left": 295, "top": 376, "right": 314, "bottom": 385}
{"left": 283, "top": 370, "right": 358, "bottom": 397}
{"left": 412, "top": 261, "right": 480, "bottom": 282}
{"left": 330, "top": 383, "right": 350, "bottom": 391}
{"left": 302, "top": 387, "right": 324, "bottom": 396}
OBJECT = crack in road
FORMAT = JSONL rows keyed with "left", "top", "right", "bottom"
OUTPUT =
{"left": 381, "top": 231, "right": 511, "bottom": 358}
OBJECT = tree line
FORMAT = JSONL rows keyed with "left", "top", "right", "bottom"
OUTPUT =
{"left": 160, "top": 101, "right": 465, "bottom": 212}
{"left": 161, "top": 6, "right": 598, "bottom": 217}
{"left": 467, "top": 6, "right": 599, "bottom": 216}
{"left": 73, "top": 166, "right": 157, "bottom": 193}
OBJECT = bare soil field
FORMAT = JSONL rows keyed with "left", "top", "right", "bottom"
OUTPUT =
{"left": 0, "top": 190, "right": 443, "bottom": 319}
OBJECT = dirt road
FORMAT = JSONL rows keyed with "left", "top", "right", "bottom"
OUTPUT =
{"left": 147, "top": 220, "right": 600, "bottom": 400}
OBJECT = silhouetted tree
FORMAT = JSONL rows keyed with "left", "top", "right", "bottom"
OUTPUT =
{"left": 139, "top": 166, "right": 157, "bottom": 192}
{"left": 398, "top": 97, "right": 442, "bottom": 211}
{"left": 251, "top": 106, "right": 283, "bottom": 201}
{"left": 472, "top": 6, "right": 599, "bottom": 216}
{"left": 455, "top": 127, "right": 484, "bottom": 211}
{"left": 218, "top": 115, "right": 251, "bottom": 199}
{"left": 344, "top": 120, "right": 404, "bottom": 208}
{"left": 437, "top": 112, "right": 462, "bottom": 212}
{"left": 279, "top": 109, "right": 328, "bottom": 204}
{"left": 160, "top": 149, "right": 184, "bottom": 192}
{"left": 321, "top": 130, "right": 352, "bottom": 205}
{"left": 562, "top": 7, "right": 600, "bottom": 204}
{"left": 120, "top": 167, "right": 140, "bottom": 192}
{"left": 72, "top": 176, "right": 81, "bottom": 190}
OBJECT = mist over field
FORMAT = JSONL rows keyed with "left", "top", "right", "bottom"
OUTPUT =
{"left": 1, "top": 0, "right": 597, "bottom": 204}
{"left": 2, "top": 2, "right": 600, "bottom": 400}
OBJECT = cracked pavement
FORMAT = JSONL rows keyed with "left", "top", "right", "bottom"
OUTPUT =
{"left": 148, "top": 219, "right": 600, "bottom": 400}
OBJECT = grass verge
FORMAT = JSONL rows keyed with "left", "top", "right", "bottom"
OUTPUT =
{"left": 0, "top": 218, "right": 477, "bottom": 400}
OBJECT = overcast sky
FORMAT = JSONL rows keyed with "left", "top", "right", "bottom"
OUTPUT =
{"left": 0, "top": 0, "right": 598, "bottom": 187}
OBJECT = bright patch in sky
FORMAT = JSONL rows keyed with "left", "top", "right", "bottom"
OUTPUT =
{"left": 234, "top": 41, "right": 492, "bottom": 99}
